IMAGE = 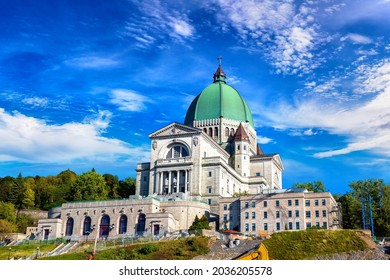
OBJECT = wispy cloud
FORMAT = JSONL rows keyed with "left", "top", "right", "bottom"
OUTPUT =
{"left": 260, "top": 58, "right": 390, "bottom": 158}
{"left": 0, "top": 108, "right": 147, "bottom": 163}
{"left": 64, "top": 56, "right": 120, "bottom": 69}
{"left": 22, "top": 97, "right": 48, "bottom": 107}
{"left": 340, "top": 33, "right": 373, "bottom": 44}
{"left": 211, "top": 0, "right": 332, "bottom": 75}
{"left": 109, "top": 89, "right": 152, "bottom": 112}
{"left": 123, "top": 0, "right": 195, "bottom": 49}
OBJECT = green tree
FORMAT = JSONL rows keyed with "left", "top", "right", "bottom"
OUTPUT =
{"left": 8, "top": 173, "right": 25, "bottom": 210}
{"left": 22, "top": 186, "right": 35, "bottom": 209}
{"left": 189, "top": 214, "right": 211, "bottom": 232}
{"left": 0, "top": 219, "right": 18, "bottom": 238}
{"left": 118, "top": 177, "right": 136, "bottom": 198}
{"left": 0, "top": 176, "right": 16, "bottom": 202}
{"left": 16, "top": 213, "right": 37, "bottom": 233}
{"left": 0, "top": 202, "right": 16, "bottom": 223}
{"left": 71, "top": 171, "right": 109, "bottom": 201}
{"left": 103, "top": 174, "right": 120, "bottom": 198}
{"left": 338, "top": 193, "right": 362, "bottom": 229}
{"left": 292, "top": 181, "right": 325, "bottom": 192}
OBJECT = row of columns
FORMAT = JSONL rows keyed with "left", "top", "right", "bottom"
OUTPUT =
{"left": 156, "top": 170, "right": 191, "bottom": 195}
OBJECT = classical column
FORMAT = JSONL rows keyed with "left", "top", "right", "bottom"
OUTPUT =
{"left": 184, "top": 170, "right": 188, "bottom": 193}
{"left": 177, "top": 170, "right": 180, "bottom": 193}
{"left": 168, "top": 171, "right": 172, "bottom": 194}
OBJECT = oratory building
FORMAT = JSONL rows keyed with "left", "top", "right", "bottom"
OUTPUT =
{"left": 36, "top": 62, "right": 289, "bottom": 241}
{"left": 136, "top": 62, "right": 284, "bottom": 213}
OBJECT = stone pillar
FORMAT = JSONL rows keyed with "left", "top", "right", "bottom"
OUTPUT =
{"left": 177, "top": 170, "right": 180, "bottom": 193}
{"left": 168, "top": 171, "right": 172, "bottom": 194}
{"left": 184, "top": 170, "right": 188, "bottom": 193}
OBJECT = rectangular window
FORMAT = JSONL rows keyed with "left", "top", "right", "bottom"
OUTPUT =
{"left": 245, "top": 212, "right": 249, "bottom": 219}
{"left": 296, "top": 222, "right": 300, "bottom": 230}
{"left": 245, "top": 202, "right": 249, "bottom": 208}
{"left": 252, "top": 212, "right": 256, "bottom": 219}
{"left": 264, "top": 211, "right": 268, "bottom": 219}
{"left": 223, "top": 204, "right": 227, "bottom": 211}
{"left": 252, "top": 223, "right": 256, "bottom": 232}
{"left": 256, "top": 172, "right": 261, "bottom": 177}
{"left": 315, "top": 200, "right": 319, "bottom": 206}
{"left": 276, "top": 222, "right": 280, "bottom": 231}
{"left": 264, "top": 223, "right": 268, "bottom": 230}
{"left": 295, "top": 210, "right": 300, "bottom": 218}
{"left": 276, "top": 211, "right": 280, "bottom": 218}
{"left": 229, "top": 204, "right": 233, "bottom": 210}
{"left": 263, "top": 201, "right": 268, "bottom": 207}
{"left": 316, "top": 222, "right": 320, "bottom": 227}
{"left": 208, "top": 171, "right": 212, "bottom": 177}
{"left": 306, "top": 222, "right": 312, "bottom": 228}
{"left": 323, "top": 210, "right": 327, "bottom": 217}
{"left": 207, "top": 186, "right": 212, "bottom": 194}
{"left": 223, "top": 214, "right": 227, "bottom": 221}
{"left": 322, "top": 199, "right": 326, "bottom": 206}
{"left": 288, "top": 200, "right": 292, "bottom": 206}
{"left": 276, "top": 200, "right": 280, "bottom": 207}
{"left": 229, "top": 214, "right": 233, "bottom": 221}
{"left": 306, "top": 211, "right": 311, "bottom": 218}
{"left": 295, "top": 199, "right": 299, "bottom": 206}
{"left": 305, "top": 200, "right": 310, "bottom": 206}
{"left": 323, "top": 222, "right": 328, "bottom": 229}
{"left": 289, "top": 222, "right": 293, "bottom": 230}
{"left": 208, "top": 199, "right": 211, "bottom": 205}
{"left": 245, "top": 223, "right": 249, "bottom": 231}
{"left": 288, "top": 210, "right": 292, "bottom": 218}
{"left": 251, "top": 201, "right": 256, "bottom": 208}
{"left": 315, "top": 210, "right": 320, "bottom": 218}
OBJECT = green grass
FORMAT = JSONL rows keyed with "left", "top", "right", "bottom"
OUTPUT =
{"left": 41, "top": 236, "right": 210, "bottom": 260}
{"left": 0, "top": 243, "right": 58, "bottom": 260}
{"left": 263, "top": 229, "right": 369, "bottom": 260}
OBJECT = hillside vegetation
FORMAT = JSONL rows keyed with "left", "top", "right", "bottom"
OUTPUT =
{"left": 263, "top": 229, "right": 369, "bottom": 260}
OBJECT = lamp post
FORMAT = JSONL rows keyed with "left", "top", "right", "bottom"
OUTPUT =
{"left": 8, "top": 247, "right": 12, "bottom": 260}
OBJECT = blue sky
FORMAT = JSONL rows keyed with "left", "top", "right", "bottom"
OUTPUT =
{"left": 1, "top": 0, "right": 390, "bottom": 195}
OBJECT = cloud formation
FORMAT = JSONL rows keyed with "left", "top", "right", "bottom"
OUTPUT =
{"left": 261, "top": 58, "right": 390, "bottom": 158}
{"left": 0, "top": 108, "right": 147, "bottom": 163}
{"left": 109, "top": 89, "right": 152, "bottom": 112}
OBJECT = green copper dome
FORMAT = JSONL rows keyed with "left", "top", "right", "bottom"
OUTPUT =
{"left": 184, "top": 65, "right": 254, "bottom": 128}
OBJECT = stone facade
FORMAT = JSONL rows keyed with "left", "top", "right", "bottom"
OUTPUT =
{"left": 219, "top": 189, "right": 341, "bottom": 235}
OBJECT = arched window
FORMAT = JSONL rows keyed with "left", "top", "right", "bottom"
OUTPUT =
{"left": 209, "top": 127, "right": 213, "bottom": 137}
{"left": 99, "top": 215, "right": 110, "bottom": 237}
{"left": 203, "top": 128, "right": 207, "bottom": 133}
{"left": 166, "top": 145, "right": 189, "bottom": 159}
{"left": 214, "top": 127, "right": 218, "bottom": 137}
{"left": 83, "top": 216, "right": 92, "bottom": 235}
{"left": 230, "top": 128, "right": 235, "bottom": 136}
{"left": 65, "top": 217, "right": 74, "bottom": 236}
{"left": 119, "top": 215, "right": 128, "bottom": 234}
{"left": 225, "top": 127, "right": 229, "bottom": 136}
{"left": 136, "top": 213, "right": 146, "bottom": 236}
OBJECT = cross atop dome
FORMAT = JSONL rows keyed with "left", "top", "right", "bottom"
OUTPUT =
{"left": 213, "top": 55, "right": 226, "bottom": 83}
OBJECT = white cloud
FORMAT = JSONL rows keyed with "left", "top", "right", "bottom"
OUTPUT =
{"left": 260, "top": 59, "right": 390, "bottom": 158}
{"left": 110, "top": 89, "right": 152, "bottom": 112}
{"left": 22, "top": 97, "right": 49, "bottom": 107}
{"left": 340, "top": 33, "right": 373, "bottom": 44}
{"left": 65, "top": 56, "right": 119, "bottom": 68}
{"left": 258, "top": 136, "right": 273, "bottom": 144}
{"left": 124, "top": 0, "right": 196, "bottom": 48}
{"left": 0, "top": 108, "right": 147, "bottom": 163}
{"left": 212, "top": 0, "right": 330, "bottom": 75}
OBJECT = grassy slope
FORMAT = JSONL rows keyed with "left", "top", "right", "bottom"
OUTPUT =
{"left": 0, "top": 243, "right": 58, "bottom": 260}
{"left": 262, "top": 229, "right": 369, "bottom": 260}
{"left": 42, "top": 237, "right": 210, "bottom": 260}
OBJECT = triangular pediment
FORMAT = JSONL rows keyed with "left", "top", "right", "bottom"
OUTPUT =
{"left": 149, "top": 122, "right": 201, "bottom": 138}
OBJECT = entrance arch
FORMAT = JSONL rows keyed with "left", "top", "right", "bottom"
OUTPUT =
{"left": 136, "top": 213, "right": 146, "bottom": 236}
{"left": 99, "top": 215, "right": 110, "bottom": 238}
{"left": 65, "top": 217, "right": 74, "bottom": 237}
